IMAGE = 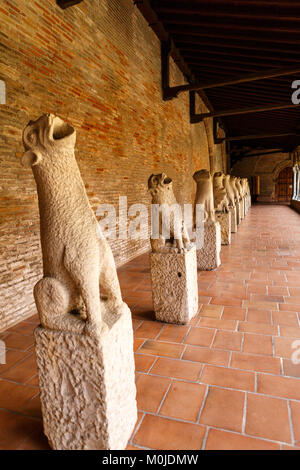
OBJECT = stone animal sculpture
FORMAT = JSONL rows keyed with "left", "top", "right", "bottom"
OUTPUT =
{"left": 242, "top": 178, "right": 249, "bottom": 197}
{"left": 21, "top": 113, "right": 123, "bottom": 336}
{"left": 229, "top": 176, "right": 240, "bottom": 203}
{"left": 193, "top": 169, "right": 215, "bottom": 223}
{"left": 223, "top": 174, "right": 236, "bottom": 207}
{"left": 213, "top": 171, "right": 229, "bottom": 213}
{"left": 236, "top": 177, "right": 244, "bottom": 200}
{"left": 148, "top": 173, "right": 191, "bottom": 253}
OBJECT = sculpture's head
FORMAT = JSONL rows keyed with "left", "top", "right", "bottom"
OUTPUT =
{"left": 193, "top": 169, "right": 211, "bottom": 182}
{"left": 21, "top": 114, "right": 76, "bottom": 168}
{"left": 213, "top": 171, "right": 224, "bottom": 182}
{"left": 148, "top": 173, "right": 173, "bottom": 196}
{"left": 223, "top": 174, "right": 230, "bottom": 181}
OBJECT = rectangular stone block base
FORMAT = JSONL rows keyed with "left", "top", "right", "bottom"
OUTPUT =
{"left": 229, "top": 206, "right": 237, "bottom": 233}
{"left": 240, "top": 197, "right": 245, "bottom": 219}
{"left": 215, "top": 211, "right": 231, "bottom": 245}
{"left": 196, "top": 221, "right": 221, "bottom": 271}
{"left": 236, "top": 201, "right": 242, "bottom": 225}
{"left": 150, "top": 246, "right": 198, "bottom": 324}
{"left": 34, "top": 303, "right": 137, "bottom": 450}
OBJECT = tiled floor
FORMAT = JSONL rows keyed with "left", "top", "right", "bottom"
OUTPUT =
{"left": 1, "top": 204, "right": 300, "bottom": 450}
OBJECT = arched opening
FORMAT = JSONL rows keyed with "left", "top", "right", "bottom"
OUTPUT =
{"left": 275, "top": 167, "right": 293, "bottom": 202}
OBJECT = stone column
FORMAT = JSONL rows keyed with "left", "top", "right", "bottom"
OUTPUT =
{"left": 196, "top": 220, "right": 221, "bottom": 270}
{"left": 215, "top": 211, "right": 231, "bottom": 245}
{"left": 35, "top": 302, "right": 137, "bottom": 450}
{"left": 150, "top": 246, "right": 199, "bottom": 324}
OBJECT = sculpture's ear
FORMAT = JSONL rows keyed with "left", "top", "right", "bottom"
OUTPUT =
{"left": 21, "top": 150, "right": 41, "bottom": 168}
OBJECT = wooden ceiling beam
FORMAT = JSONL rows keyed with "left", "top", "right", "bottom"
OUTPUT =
{"left": 193, "top": 103, "right": 300, "bottom": 122}
{"left": 164, "top": 67, "right": 300, "bottom": 100}
{"left": 225, "top": 132, "right": 298, "bottom": 142}
{"left": 166, "top": 28, "right": 299, "bottom": 45}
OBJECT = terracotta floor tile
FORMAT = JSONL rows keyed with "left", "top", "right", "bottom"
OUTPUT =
{"left": 274, "top": 336, "right": 296, "bottom": 359}
{"left": 133, "top": 414, "right": 206, "bottom": 450}
{"left": 17, "top": 421, "right": 51, "bottom": 450}
{"left": 160, "top": 381, "right": 207, "bottom": 422}
{"left": 280, "top": 325, "right": 300, "bottom": 338}
{"left": 231, "top": 352, "right": 281, "bottom": 374}
{"left": 199, "top": 386, "right": 245, "bottom": 432}
{"left": 205, "top": 428, "right": 280, "bottom": 450}
{"left": 197, "top": 317, "right": 237, "bottom": 331}
{"left": 210, "top": 297, "right": 242, "bottom": 307}
{"left": 0, "top": 409, "right": 41, "bottom": 450}
{"left": 200, "top": 304, "right": 223, "bottom": 318}
{"left": 136, "top": 374, "right": 170, "bottom": 413}
{"left": 246, "top": 309, "right": 272, "bottom": 324}
{"left": 0, "top": 380, "right": 38, "bottom": 412}
{"left": 0, "top": 349, "right": 30, "bottom": 375}
{"left": 257, "top": 373, "right": 300, "bottom": 401}
{"left": 279, "top": 304, "right": 300, "bottom": 313}
{"left": 139, "top": 340, "right": 184, "bottom": 359}
{"left": 282, "top": 359, "right": 300, "bottom": 378}
{"left": 156, "top": 324, "right": 189, "bottom": 343}
{"left": 243, "top": 300, "right": 278, "bottom": 310}
{"left": 133, "top": 338, "right": 144, "bottom": 352}
{"left": 135, "top": 321, "right": 164, "bottom": 339}
{"left": 151, "top": 357, "right": 202, "bottom": 382}
{"left": 184, "top": 327, "right": 215, "bottom": 347}
{"left": 3, "top": 333, "right": 34, "bottom": 351}
{"left": 134, "top": 354, "right": 156, "bottom": 373}
{"left": 290, "top": 401, "right": 300, "bottom": 446}
{"left": 213, "top": 330, "right": 243, "bottom": 351}
{"left": 238, "top": 321, "right": 277, "bottom": 336}
{"left": 243, "top": 333, "right": 273, "bottom": 356}
{"left": 201, "top": 365, "right": 255, "bottom": 391}
{"left": 268, "top": 286, "right": 289, "bottom": 296}
{"left": 245, "top": 394, "right": 291, "bottom": 443}
{"left": 20, "top": 395, "right": 43, "bottom": 419}
{"left": 1, "top": 353, "right": 37, "bottom": 383}
{"left": 182, "top": 346, "right": 230, "bottom": 367}
{"left": 222, "top": 307, "right": 246, "bottom": 321}
{"left": 272, "top": 311, "right": 299, "bottom": 327}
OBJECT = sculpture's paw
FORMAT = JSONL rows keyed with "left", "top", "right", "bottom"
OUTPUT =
{"left": 84, "top": 320, "right": 108, "bottom": 337}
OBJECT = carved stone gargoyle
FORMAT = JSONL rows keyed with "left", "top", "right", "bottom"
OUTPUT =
{"left": 223, "top": 174, "right": 236, "bottom": 207}
{"left": 21, "top": 114, "right": 123, "bottom": 336}
{"left": 148, "top": 172, "right": 191, "bottom": 253}
{"left": 213, "top": 171, "right": 229, "bottom": 213}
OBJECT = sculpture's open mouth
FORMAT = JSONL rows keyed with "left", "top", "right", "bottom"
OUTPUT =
{"left": 163, "top": 176, "right": 172, "bottom": 184}
{"left": 51, "top": 116, "right": 75, "bottom": 141}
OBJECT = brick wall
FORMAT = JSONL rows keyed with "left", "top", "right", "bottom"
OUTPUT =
{"left": 0, "top": 0, "right": 226, "bottom": 331}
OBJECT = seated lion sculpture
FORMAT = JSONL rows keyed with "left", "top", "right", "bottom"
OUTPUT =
{"left": 223, "top": 174, "right": 236, "bottom": 207}
{"left": 229, "top": 175, "right": 241, "bottom": 204}
{"left": 213, "top": 172, "right": 229, "bottom": 213}
{"left": 148, "top": 173, "right": 191, "bottom": 253}
{"left": 21, "top": 114, "right": 123, "bottom": 336}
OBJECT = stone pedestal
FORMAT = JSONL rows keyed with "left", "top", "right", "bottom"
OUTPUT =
{"left": 236, "top": 201, "right": 242, "bottom": 225}
{"left": 34, "top": 302, "right": 137, "bottom": 450}
{"left": 240, "top": 198, "right": 245, "bottom": 219}
{"left": 150, "top": 246, "right": 198, "bottom": 324}
{"left": 229, "top": 206, "right": 237, "bottom": 233}
{"left": 215, "top": 211, "right": 231, "bottom": 245}
{"left": 196, "top": 221, "right": 221, "bottom": 271}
